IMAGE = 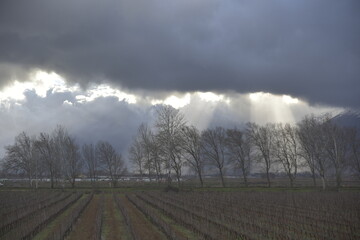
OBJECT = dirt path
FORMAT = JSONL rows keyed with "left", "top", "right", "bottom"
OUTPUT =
{"left": 66, "top": 195, "right": 101, "bottom": 240}
{"left": 102, "top": 194, "right": 131, "bottom": 240}
{"left": 119, "top": 195, "right": 167, "bottom": 240}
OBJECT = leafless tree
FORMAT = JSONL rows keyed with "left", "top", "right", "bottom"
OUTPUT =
{"left": 52, "top": 125, "right": 68, "bottom": 182}
{"left": 82, "top": 143, "right": 98, "bottom": 185}
{"left": 323, "top": 120, "right": 353, "bottom": 189}
{"left": 149, "top": 133, "right": 164, "bottom": 182}
{"left": 297, "top": 115, "right": 319, "bottom": 186}
{"left": 297, "top": 115, "right": 332, "bottom": 190}
{"left": 155, "top": 105, "right": 186, "bottom": 185}
{"left": 35, "top": 132, "right": 57, "bottom": 188}
{"left": 63, "top": 135, "right": 82, "bottom": 188}
{"left": 129, "top": 137, "right": 145, "bottom": 178}
{"left": 202, "top": 127, "right": 227, "bottom": 187}
{"left": 273, "top": 123, "right": 300, "bottom": 188}
{"left": 226, "top": 128, "right": 252, "bottom": 187}
{"left": 246, "top": 123, "right": 275, "bottom": 187}
{"left": 349, "top": 129, "right": 360, "bottom": 179}
{"left": 181, "top": 125, "right": 204, "bottom": 187}
{"left": 138, "top": 123, "right": 156, "bottom": 180}
{"left": 96, "top": 141, "right": 125, "bottom": 187}
{"left": 2, "top": 132, "right": 38, "bottom": 187}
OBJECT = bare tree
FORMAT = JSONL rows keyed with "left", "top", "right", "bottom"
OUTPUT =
{"left": 130, "top": 122, "right": 166, "bottom": 183}
{"left": 349, "top": 129, "right": 360, "bottom": 179}
{"left": 246, "top": 123, "right": 275, "bottom": 187}
{"left": 181, "top": 125, "right": 204, "bottom": 187}
{"left": 202, "top": 127, "right": 227, "bottom": 187}
{"left": 3, "top": 132, "right": 38, "bottom": 187}
{"left": 297, "top": 115, "right": 319, "bottom": 186}
{"left": 82, "top": 143, "right": 98, "bottom": 185}
{"left": 155, "top": 105, "right": 186, "bottom": 186}
{"left": 129, "top": 137, "right": 145, "bottom": 178}
{"left": 96, "top": 141, "right": 125, "bottom": 187}
{"left": 273, "top": 123, "right": 299, "bottom": 188}
{"left": 149, "top": 133, "right": 164, "bottom": 182}
{"left": 138, "top": 123, "right": 156, "bottom": 181}
{"left": 51, "top": 125, "right": 68, "bottom": 182}
{"left": 63, "top": 135, "right": 82, "bottom": 188}
{"left": 323, "top": 120, "right": 353, "bottom": 189}
{"left": 35, "top": 132, "right": 57, "bottom": 188}
{"left": 226, "top": 128, "right": 252, "bottom": 187}
{"left": 297, "top": 115, "right": 332, "bottom": 190}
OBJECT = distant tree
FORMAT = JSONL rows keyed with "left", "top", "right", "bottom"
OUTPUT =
{"left": 138, "top": 123, "right": 156, "bottom": 180}
{"left": 82, "top": 143, "right": 98, "bottom": 185}
{"left": 273, "top": 123, "right": 300, "bottom": 188}
{"left": 2, "top": 132, "right": 38, "bottom": 188}
{"left": 297, "top": 115, "right": 332, "bottom": 190}
{"left": 297, "top": 115, "right": 319, "bottom": 186}
{"left": 149, "top": 133, "right": 164, "bottom": 182}
{"left": 323, "top": 120, "right": 353, "bottom": 189}
{"left": 181, "top": 125, "right": 204, "bottom": 187}
{"left": 226, "top": 128, "right": 252, "bottom": 187}
{"left": 155, "top": 105, "right": 186, "bottom": 185}
{"left": 129, "top": 136, "right": 145, "bottom": 178}
{"left": 63, "top": 135, "right": 82, "bottom": 188}
{"left": 96, "top": 141, "right": 125, "bottom": 187}
{"left": 35, "top": 132, "right": 57, "bottom": 188}
{"left": 246, "top": 123, "right": 275, "bottom": 187}
{"left": 202, "top": 127, "right": 227, "bottom": 187}
{"left": 51, "top": 125, "right": 68, "bottom": 182}
{"left": 349, "top": 129, "right": 360, "bottom": 179}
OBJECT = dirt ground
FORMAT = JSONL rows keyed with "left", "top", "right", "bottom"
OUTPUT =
{"left": 66, "top": 195, "right": 100, "bottom": 240}
{"left": 118, "top": 195, "right": 167, "bottom": 240}
{"left": 101, "top": 194, "right": 131, "bottom": 240}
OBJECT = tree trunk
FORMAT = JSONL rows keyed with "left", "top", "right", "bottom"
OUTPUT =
{"left": 28, "top": 177, "right": 33, "bottom": 188}
{"left": 321, "top": 176, "right": 326, "bottom": 190}
{"left": 176, "top": 176, "right": 181, "bottom": 188}
{"left": 336, "top": 172, "right": 342, "bottom": 190}
{"left": 266, "top": 170, "right": 271, "bottom": 188}
{"left": 311, "top": 171, "right": 317, "bottom": 187}
{"left": 242, "top": 169, "right": 248, "bottom": 187}
{"left": 50, "top": 177, "right": 54, "bottom": 189}
{"left": 198, "top": 171, "right": 204, "bottom": 187}
{"left": 167, "top": 170, "right": 172, "bottom": 186}
{"left": 219, "top": 167, "right": 225, "bottom": 187}
{"left": 243, "top": 175, "right": 248, "bottom": 187}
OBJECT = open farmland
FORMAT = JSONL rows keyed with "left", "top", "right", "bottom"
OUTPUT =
{"left": 0, "top": 189, "right": 359, "bottom": 240}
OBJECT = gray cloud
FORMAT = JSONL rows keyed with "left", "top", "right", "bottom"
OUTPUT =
{"left": 0, "top": 0, "right": 359, "bottom": 108}
{"left": 0, "top": 93, "right": 151, "bottom": 167}
{"left": 0, "top": 84, "right": 342, "bottom": 165}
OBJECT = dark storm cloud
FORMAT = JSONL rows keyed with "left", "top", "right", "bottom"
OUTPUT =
{"left": 0, "top": 0, "right": 359, "bottom": 108}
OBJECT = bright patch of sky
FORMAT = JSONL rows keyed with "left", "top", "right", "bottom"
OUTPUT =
{"left": 75, "top": 84, "right": 137, "bottom": 104}
{"left": 0, "top": 69, "right": 343, "bottom": 125}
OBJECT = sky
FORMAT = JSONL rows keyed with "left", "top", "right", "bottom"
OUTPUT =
{"left": 0, "top": 0, "right": 359, "bottom": 166}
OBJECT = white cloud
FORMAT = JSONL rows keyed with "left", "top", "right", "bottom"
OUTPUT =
{"left": 0, "top": 69, "right": 344, "bottom": 162}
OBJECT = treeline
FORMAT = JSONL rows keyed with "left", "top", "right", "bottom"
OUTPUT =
{"left": 1, "top": 126, "right": 125, "bottom": 188}
{"left": 2, "top": 106, "right": 360, "bottom": 189}
{"left": 129, "top": 106, "right": 360, "bottom": 189}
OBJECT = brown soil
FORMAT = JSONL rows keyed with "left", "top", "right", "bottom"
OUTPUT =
{"left": 119, "top": 195, "right": 167, "bottom": 240}
{"left": 102, "top": 194, "right": 130, "bottom": 240}
{"left": 66, "top": 195, "right": 101, "bottom": 240}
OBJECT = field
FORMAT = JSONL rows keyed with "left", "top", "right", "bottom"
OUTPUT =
{"left": 0, "top": 185, "right": 359, "bottom": 240}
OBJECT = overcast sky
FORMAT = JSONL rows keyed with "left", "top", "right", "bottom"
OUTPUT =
{"left": 0, "top": 0, "right": 359, "bottom": 165}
